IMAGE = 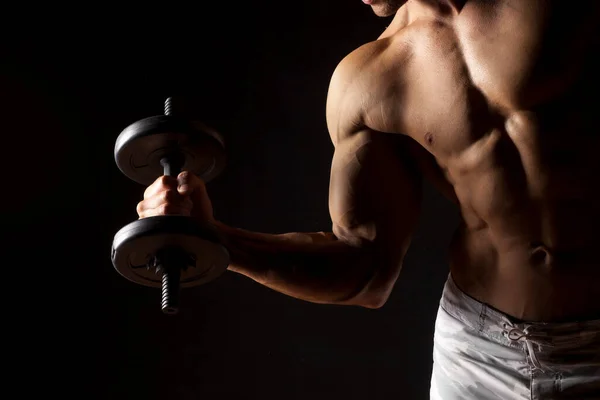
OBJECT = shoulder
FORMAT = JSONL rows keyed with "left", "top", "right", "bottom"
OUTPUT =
{"left": 325, "top": 34, "right": 414, "bottom": 145}
{"left": 326, "top": 39, "right": 388, "bottom": 143}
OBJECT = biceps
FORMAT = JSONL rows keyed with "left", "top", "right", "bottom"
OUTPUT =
{"left": 328, "top": 130, "right": 422, "bottom": 261}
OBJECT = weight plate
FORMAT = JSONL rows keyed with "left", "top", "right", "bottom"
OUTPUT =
{"left": 111, "top": 216, "right": 230, "bottom": 288}
{"left": 114, "top": 115, "right": 226, "bottom": 185}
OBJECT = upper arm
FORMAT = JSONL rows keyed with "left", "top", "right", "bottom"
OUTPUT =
{"left": 325, "top": 51, "right": 423, "bottom": 305}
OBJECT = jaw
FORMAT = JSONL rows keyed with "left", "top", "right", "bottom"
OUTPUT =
{"left": 368, "top": 0, "right": 407, "bottom": 17}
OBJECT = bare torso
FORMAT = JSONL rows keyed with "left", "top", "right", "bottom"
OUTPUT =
{"left": 341, "top": 0, "right": 600, "bottom": 321}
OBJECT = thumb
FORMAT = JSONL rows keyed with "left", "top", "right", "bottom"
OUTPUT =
{"left": 177, "top": 171, "right": 205, "bottom": 196}
{"left": 177, "top": 171, "right": 214, "bottom": 219}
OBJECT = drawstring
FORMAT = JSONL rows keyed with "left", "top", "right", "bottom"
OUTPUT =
{"left": 503, "top": 323, "right": 544, "bottom": 370}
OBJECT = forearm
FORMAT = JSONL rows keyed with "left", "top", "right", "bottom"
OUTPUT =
{"left": 213, "top": 221, "right": 379, "bottom": 307}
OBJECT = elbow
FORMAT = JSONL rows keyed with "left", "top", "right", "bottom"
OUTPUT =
{"left": 347, "top": 286, "right": 390, "bottom": 309}
{"left": 333, "top": 286, "right": 389, "bottom": 309}
{"left": 357, "top": 292, "right": 389, "bottom": 309}
{"left": 351, "top": 263, "right": 396, "bottom": 310}
{"left": 351, "top": 266, "right": 396, "bottom": 309}
{"left": 334, "top": 245, "right": 398, "bottom": 310}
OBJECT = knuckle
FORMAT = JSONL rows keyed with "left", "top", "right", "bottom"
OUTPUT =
{"left": 179, "top": 171, "right": 203, "bottom": 187}
{"left": 136, "top": 201, "right": 145, "bottom": 215}
{"left": 160, "top": 188, "right": 179, "bottom": 202}
{"left": 158, "top": 203, "right": 180, "bottom": 215}
{"left": 158, "top": 175, "right": 177, "bottom": 188}
{"left": 179, "top": 171, "right": 190, "bottom": 181}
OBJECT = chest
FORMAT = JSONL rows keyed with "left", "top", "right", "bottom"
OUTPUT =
{"left": 405, "top": 10, "right": 595, "bottom": 157}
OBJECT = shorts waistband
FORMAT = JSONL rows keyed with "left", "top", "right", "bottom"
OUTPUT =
{"left": 440, "top": 273, "right": 600, "bottom": 341}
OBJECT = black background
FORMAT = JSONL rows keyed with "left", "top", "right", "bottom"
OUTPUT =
{"left": 2, "top": 2, "right": 459, "bottom": 399}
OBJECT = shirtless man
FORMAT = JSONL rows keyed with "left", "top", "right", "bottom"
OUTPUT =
{"left": 135, "top": 0, "right": 600, "bottom": 398}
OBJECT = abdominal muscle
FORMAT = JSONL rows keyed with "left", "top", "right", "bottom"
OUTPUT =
{"left": 444, "top": 107, "right": 600, "bottom": 323}
{"left": 448, "top": 222, "right": 600, "bottom": 323}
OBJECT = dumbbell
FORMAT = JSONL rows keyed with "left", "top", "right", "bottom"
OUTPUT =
{"left": 111, "top": 97, "right": 230, "bottom": 315}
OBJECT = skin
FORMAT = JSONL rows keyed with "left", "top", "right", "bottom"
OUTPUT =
{"left": 138, "top": 0, "right": 600, "bottom": 322}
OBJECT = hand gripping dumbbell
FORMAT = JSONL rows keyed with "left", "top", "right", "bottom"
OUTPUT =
{"left": 111, "top": 97, "right": 230, "bottom": 315}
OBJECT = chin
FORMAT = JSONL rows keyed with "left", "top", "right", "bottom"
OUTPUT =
{"left": 371, "top": 6, "right": 396, "bottom": 17}
{"left": 369, "top": 0, "right": 405, "bottom": 17}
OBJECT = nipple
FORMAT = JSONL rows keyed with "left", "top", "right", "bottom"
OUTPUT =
{"left": 425, "top": 132, "right": 435, "bottom": 147}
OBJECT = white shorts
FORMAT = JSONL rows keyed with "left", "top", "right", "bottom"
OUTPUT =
{"left": 430, "top": 274, "right": 600, "bottom": 399}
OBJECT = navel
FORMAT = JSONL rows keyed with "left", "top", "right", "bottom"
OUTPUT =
{"left": 529, "top": 242, "right": 554, "bottom": 267}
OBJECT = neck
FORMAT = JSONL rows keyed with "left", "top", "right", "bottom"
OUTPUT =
{"left": 423, "top": 0, "right": 467, "bottom": 12}
{"left": 409, "top": 0, "right": 467, "bottom": 18}
{"left": 379, "top": 0, "right": 467, "bottom": 39}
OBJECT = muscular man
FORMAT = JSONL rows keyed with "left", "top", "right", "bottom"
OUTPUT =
{"left": 136, "top": 0, "right": 600, "bottom": 398}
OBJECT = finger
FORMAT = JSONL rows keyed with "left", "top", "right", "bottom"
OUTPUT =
{"left": 143, "top": 175, "right": 178, "bottom": 199}
{"left": 141, "top": 188, "right": 193, "bottom": 210}
{"left": 177, "top": 171, "right": 206, "bottom": 196}
{"left": 139, "top": 203, "right": 192, "bottom": 218}
{"left": 176, "top": 171, "right": 214, "bottom": 221}
{"left": 137, "top": 193, "right": 193, "bottom": 217}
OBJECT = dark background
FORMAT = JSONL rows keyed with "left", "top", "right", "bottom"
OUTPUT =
{"left": 3, "top": 2, "right": 459, "bottom": 399}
